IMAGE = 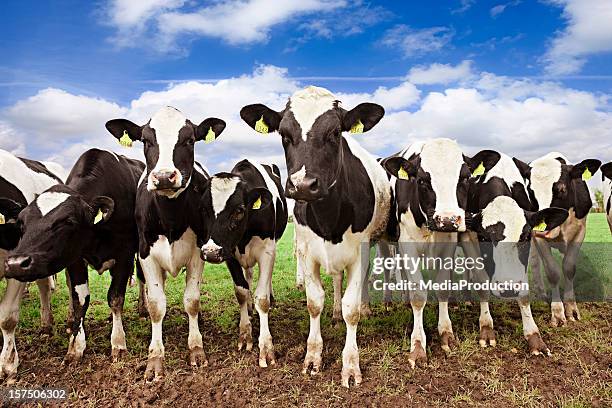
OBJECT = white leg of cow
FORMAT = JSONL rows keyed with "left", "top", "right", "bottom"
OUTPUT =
{"left": 533, "top": 238, "right": 565, "bottom": 327}
{"left": 478, "top": 302, "right": 495, "bottom": 347}
{"left": 519, "top": 297, "right": 550, "bottom": 356}
{"left": 401, "top": 242, "right": 427, "bottom": 368}
{"left": 438, "top": 301, "right": 454, "bottom": 353}
{"left": 332, "top": 272, "right": 343, "bottom": 324}
{"left": 235, "top": 283, "right": 252, "bottom": 351}
{"left": 562, "top": 240, "right": 583, "bottom": 322}
{"left": 294, "top": 230, "right": 305, "bottom": 291}
{"left": 185, "top": 256, "right": 206, "bottom": 368}
{"left": 36, "top": 277, "right": 54, "bottom": 335}
{"left": 254, "top": 245, "right": 276, "bottom": 367}
{"left": 0, "top": 279, "right": 26, "bottom": 382}
{"left": 142, "top": 257, "right": 166, "bottom": 381}
{"left": 302, "top": 258, "right": 324, "bottom": 376}
{"left": 341, "top": 260, "right": 363, "bottom": 388}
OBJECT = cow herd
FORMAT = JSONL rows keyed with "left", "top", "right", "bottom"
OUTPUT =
{"left": 0, "top": 86, "right": 610, "bottom": 388}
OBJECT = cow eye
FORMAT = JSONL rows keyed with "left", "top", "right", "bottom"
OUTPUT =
{"left": 186, "top": 138, "right": 195, "bottom": 146}
{"left": 232, "top": 207, "right": 245, "bottom": 221}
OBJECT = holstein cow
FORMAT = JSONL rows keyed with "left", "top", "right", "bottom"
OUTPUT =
{"left": 465, "top": 153, "right": 568, "bottom": 354}
{"left": 602, "top": 162, "right": 612, "bottom": 233}
{"left": 381, "top": 139, "right": 500, "bottom": 367}
{"left": 0, "top": 149, "right": 62, "bottom": 380}
{"left": 200, "top": 159, "right": 288, "bottom": 367}
{"left": 513, "top": 152, "right": 601, "bottom": 325}
{"left": 105, "top": 106, "right": 225, "bottom": 381}
{"left": 4, "top": 149, "right": 144, "bottom": 363}
{"left": 241, "top": 86, "right": 390, "bottom": 387}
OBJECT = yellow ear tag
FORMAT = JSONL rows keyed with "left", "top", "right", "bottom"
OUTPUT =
{"left": 255, "top": 116, "right": 269, "bottom": 134}
{"left": 397, "top": 166, "right": 409, "bottom": 180}
{"left": 119, "top": 130, "right": 133, "bottom": 148}
{"left": 94, "top": 209, "right": 104, "bottom": 224}
{"left": 0, "top": 212, "right": 5, "bottom": 225}
{"left": 533, "top": 220, "right": 547, "bottom": 232}
{"left": 582, "top": 168, "right": 592, "bottom": 181}
{"left": 472, "top": 162, "right": 485, "bottom": 177}
{"left": 204, "top": 127, "right": 215, "bottom": 144}
{"left": 252, "top": 196, "right": 262, "bottom": 210}
{"left": 350, "top": 119, "right": 364, "bottom": 134}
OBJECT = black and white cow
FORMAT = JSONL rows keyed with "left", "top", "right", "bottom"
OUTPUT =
{"left": 0, "top": 149, "right": 62, "bottom": 380}
{"left": 3, "top": 149, "right": 144, "bottom": 363}
{"left": 241, "top": 86, "right": 391, "bottom": 387}
{"left": 105, "top": 106, "right": 225, "bottom": 381}
{"left": 381, "top": 139, "right": 500, "bottom": 367}
{"left": 601, "top": 162, "right": 612, "bottom": 234}
{"left": 200, "top": 159, "right": 288, "bottom": 367}
{"left": 513, "top": 152, "right": 601, "bottom": 326}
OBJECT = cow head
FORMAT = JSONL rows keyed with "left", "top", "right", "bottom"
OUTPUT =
{"left": 200, "top": 173, "right": 272, "bottom": 263}
{"left": 513, "top": 154, "right": 601, "bottom": 211}
{"left": 3, "top": 185, "right": 114, "bottom": 282}
{"left": 382, "top": 139, "right": 500, "bottom": 232}
{"left": 0, "top": 198, "right": 26, "bottom": 251}
{"left": 106, "top": 107, "right": 225, "bottom": 198}
{"left": 240, "top": 86, "right": 384, "bottom": 201}
{"left": 472, "top": 196, "right": 568, "bottom": 298}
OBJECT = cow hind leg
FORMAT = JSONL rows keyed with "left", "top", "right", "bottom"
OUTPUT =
{"left": 185, "top": 256, "right": 206, "bottom": 368}
{"left": 36, "top": 277, "right": 54, "bottom": 335}
{"left": 303, "top": 259, "right": 324, "bottom": 376}
{"left": 341, "top": 260, "right": 363, "bottom": 388}
{"left": 136, "top": 259, "right": 148, "bottom": 319}
{"left": 142, "top": 257, "right": 167, "bottom": 381}
{"left": 0, "top": 279, "right": 26, "bottom": 383}
{"left": 64, "top": 260, "right": 89, "bottom": 365}
{"left": 254, "top": 244, "right": 276, "bottom": 368}
{"left": 108, "top": 255, "right": 132, "bottom": 362}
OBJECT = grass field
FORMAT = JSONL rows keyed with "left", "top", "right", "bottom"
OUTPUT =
{"left": 1, "top": 214, "right": 611, "bottom": 406}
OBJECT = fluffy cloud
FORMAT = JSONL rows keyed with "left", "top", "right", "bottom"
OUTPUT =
{"left": 490, "top": 1, "right": 522, "bottom": 18}
{"left": 382, "top": 25, "right": 455, "bottom": 58}
{"left": 407, "top": 60, "right": 473, "bottom": 85}
{"left": 544, "top": 0, "right": 612, "bottom": 75}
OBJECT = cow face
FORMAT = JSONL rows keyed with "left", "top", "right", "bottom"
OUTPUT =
{"left": 2, "top": 186, "right": 113, "bottom": 282}
{"left": 473, "top": 196, "right": 568, "bottom": 298}
{"left": 382, "top": 140, "right": 500, "bottom": 232}
{"left": 106, "top": 107, "right": 225, "bottom": 198}
{"left": 240, "top": 86, "right": 384, "bottom": 201}
{"left": 513, "top": 154, "right": 601, "bottom": 210}
{"left": 200, "top": 173, "right": 272, "bottom": 263}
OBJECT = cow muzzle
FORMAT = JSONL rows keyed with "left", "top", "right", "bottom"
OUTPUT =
{"left": 430, "top": 211, "right": 466, "bottom": 232}
{"left": 285, "top": 176, "right": 323, "bottom": 201}
{"left": 4, "top": 255, "right": 46, "bottom": 282}
{"left": 150, "top": 169, "right": 181, "bottom": 191}
{"left": 200, "top": 240, "right": 225, "bottom": 264}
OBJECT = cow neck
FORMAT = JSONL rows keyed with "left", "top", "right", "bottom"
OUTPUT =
{"left": 152, "top": 180, "right": 198, "bottom": 241}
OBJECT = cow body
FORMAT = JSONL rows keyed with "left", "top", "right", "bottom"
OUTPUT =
{"left": 0, "top": 149, "right": 62, "bottom": 380}
{"left": 602, "top": 162, "right": 612, "bottom": 234}
{"left": 4, "top": 149, "right": 144, "bottom": 364}
{"left": 201, "top": 159, "right": 288, "bottom": 367}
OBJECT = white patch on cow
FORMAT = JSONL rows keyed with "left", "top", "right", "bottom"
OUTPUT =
{"left": 289, "top": 165, "right": 306, "bottom": 187}
{"left": 148, "top": 106, "right": 187, "bottom": 183}
{"left": 289, "top": 86, "right": 337, "bottom": 141}
{"left": 201, "top": 238, "right": 222, "bottom": 253}
{"left": 0, "top": 149, "right": 59, "bottom": 203}
{"left": 210, "top": 176, "right": 240, "bottom": 216}
{"left": 481, "top": 196, "right": 526, "bottom": 242}
{"left": 74, "top": 283, "right": 89, "bottom": 306}
{"left": 484, "top": 153, "right": 524, "bottom": 188}
{"left": 146, "top": 228, "right": 199, "bottom": 278}
{"left": 530, "top": 154, "right": 563, "bottom": 208}
{"left": 36, "top": 192, "right": 70, "bottom": 216}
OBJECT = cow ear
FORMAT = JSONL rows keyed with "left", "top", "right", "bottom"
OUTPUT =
{"left": 342, "top": 103, "right": 385, "bottom": 134}
{"left": 512, "top": 157, "right": 531, "bottom": 180}
{"left": 246, "top": 188, "right": 273, "bottom": 211}
{"left": 526, "top": 207, "right": 568, "bottom": 232}
{"left": 105, "top": 119, "right": 143, "bottom": 147}
{"left": 240, "top": 104, "right": 282, "bottom": 134}
{"left": 463, "top": 150, "right": 500, "bottom": 177}
{"left": 570, "top": 159, "right": 601, "bottom": 181}
{"left": 601, "top": 162, "right": 612, "bottom": 180}
{"left": 381, "top": 156, "right": 415, "bottom": 180}
{"left": 90, "top": 196, "right": 114, "bottom": 224}
{"left": 0, "top": 198, "right": 26, "bottom": 222}
{"left": 196, "top": 118, "right": 226, "bottom": 142}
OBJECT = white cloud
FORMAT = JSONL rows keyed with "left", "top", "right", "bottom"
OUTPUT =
{"left": 382, "top": 25, "right": 455, "bottom": 58}
{"left": 407, "top": 60, "right": 473, "bottom": 85}
{"left": 544, "top": 0, "right": 612, "bottom": 75}
{"left": 490, "top": 1, "right": 521, "bottom": 18}
{"left": 451, "top": 0, "right": 475, "bottom": 14}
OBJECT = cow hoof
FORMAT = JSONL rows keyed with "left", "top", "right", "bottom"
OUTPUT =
{"left": 63, "top": 352, "right": 82, "bottom": 366}
{"left": 111, "top": 348, "right": 127, "bottom": 362}
{"left": 189, "top": 347, "right": 208, "bottom": 368}
{"left": 564, "top": 301, "right": 580, "bottom": 322}
{"left": 145, "top": 357, "right": 164, "bottom": 382}
{"left": 238, "top": 323, "right": 253, "bottom": 352}
{"left": 527, "top": 333, "right": 551, "bottom": 356}
{"left": 408, "top": 341, "right": 427, "bottom": 369}
{"left": 302, "top": 354, "right": 322, "bottom": 376}
{"left": 479, "top": 326, "right": 496, "bottom": 348}
{"left": 341, "top": 365, "right": 362, "bottom": 388}
{"left": 360, "top": 304, "right": 372, "bottom": 318}
{"left": 440, "top": 331, "right": 456, "bottom": 353}
{"left": 550, "top": 302, "right": 567, "bottom": 327}
{"left": 331, "top": 312, "right": 343, "bottom": 327}
{"left": 258, "top": 341, "right": 275, "bottom": 368}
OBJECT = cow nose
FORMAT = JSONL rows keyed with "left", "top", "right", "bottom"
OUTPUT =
{"left": 151, "top": 170, "right": 179, "bottom": 189}
{"left": 431, "top": 213, "right": 463, "bottom": 232}
{"left": 286, "top": 177, "right": 320, "bottom": 201}
{"left": 5, "top": 255, "right": 33, "bottom": 274}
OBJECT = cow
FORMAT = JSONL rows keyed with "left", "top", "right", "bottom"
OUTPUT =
{"left": 513, "top": 152, "right": 601, "bottom": 326}
{"left": 105, "top": 106, "right": 225, "bottom": 381}
{"left": 200, "top": 159, "right": 288, "bottom": 367}
{"left": 381, "top": 139, "right": 500, "bottom": 367}
{"left": 602, "top": 162, "right": 612, "bottom": 234}
{"left": 240, "top": 85, "right": 390, "bottom": 387}
{"left": 0, "top": 149, "right": 62, "bottom": 380}
{"left": 3, "top": 149, "right": 144, "bottom": 364}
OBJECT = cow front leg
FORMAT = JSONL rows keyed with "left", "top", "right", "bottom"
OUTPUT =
{"left": 254, "top": 244, "right": 276, "bottom": 367}
{"left": 519, "top": 297, "right": 550, "bottom": 356}
{"left": 341, "top": 260, "right": 363, "bottom": 388}
{"left": 332, "top": 272, "right": 344, "bottom": 324}
{"left": 136, "top": 260, "right": 148, "bottom": 318}
{"left": 436, "top": 267, "right": 456, "bottom": 354}
{"left": 228, "top": 258, "right": 252, "bottom": 351}
{"left": 36, "top": 277, "right": 54, "bottom": 335}
{"left": 0, "top": 279, "right": 26, "bottom": 382}
{"left": 64, "top": 260, "right": 89, "bottom": 365}
{"left": 303, "top": 259, "right": 324, "bottom": 376}
{"left": 534, "top": 238, "right": 565, "bottom": 326}
{"left": 142, "top": 257, "right": 166, "bottom": 381}
{"left": 185, "top": 256, "right": 206, "bottom": 368}
{"left": 108, "top": 255, "right": 132, "bottom": 362}
{"left": 562, "top": 242, "right": 582, "bottom": 321}
{"left": 400, "top": 242, "right": 427, "bottom": 368}
{"left": 65, "top": 270, "right": 75, "bottom": 333}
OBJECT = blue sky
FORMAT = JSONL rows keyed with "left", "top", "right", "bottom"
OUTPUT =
{"left": 0, "top": 0, "right": 611, "bottom": 176}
